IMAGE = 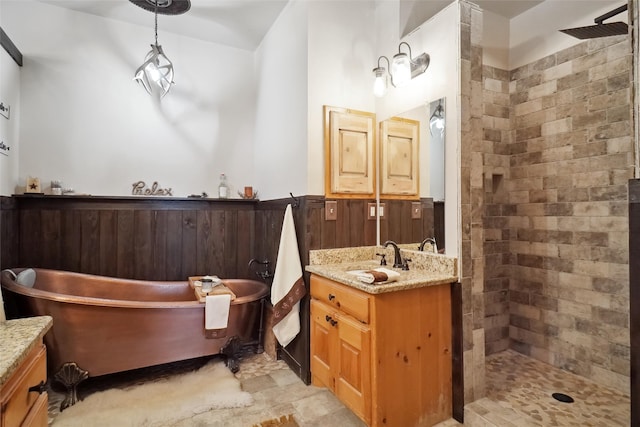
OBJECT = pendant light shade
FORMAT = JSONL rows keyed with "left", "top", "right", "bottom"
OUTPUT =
{"left": 391, "top": 52, "right": 411, "bottom": 87}
{"left": 372, "top": 56, "right": 390, "bottom": 98}
{"left": 373, "top": 68, "right": 388, "bottom": 97}
{"left": 132, "top": 0, "right": 182, "bottom": 98}
{"left": 134, "top": 44, "right": 174, "bottom": 97}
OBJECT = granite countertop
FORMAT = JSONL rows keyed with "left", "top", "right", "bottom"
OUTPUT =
{"left": 306, "top": 246, "right": 458, "bottom": 295}
{"left": 306, "top": 261, "right": 457, "bottom": 294}
{"left": 0, "top": 316, "right": 53, "bottom": 388}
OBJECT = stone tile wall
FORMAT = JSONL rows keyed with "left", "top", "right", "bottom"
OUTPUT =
{"left": 507, "top": 35, "right": 633, "bottom": 394}
{"left": 459, "top": 0, "right": 485, "bottom": 403}
{"left": 482, "top": 65, "right": 512, "bottom": 356}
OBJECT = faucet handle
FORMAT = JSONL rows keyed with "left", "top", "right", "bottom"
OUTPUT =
{"left": 376, "top": 253, "right": 387, "bottom": 266}
{"left": 401, "top": 258, "right": 412, "bottom": 271}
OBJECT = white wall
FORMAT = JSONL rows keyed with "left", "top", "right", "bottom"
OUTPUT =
{"left": 1, "top": 0, "right": 257, "bottom": 197}
{"left": 0, "top": 43, "right": 21, "bottom": 196}
{"left": 253, "top": 0, "right": 309, "bottom": 201}
{"left": 254, "top": 0, "right": 379, "bottom": 199}
{"left": 509, "top": 0, "right": 627, "bottom": 69}
{"left": 307, "top": 0, "right": 377, "bottom": 196}
{"left": 374, "top": 1, "right": 460, "bottom": 255}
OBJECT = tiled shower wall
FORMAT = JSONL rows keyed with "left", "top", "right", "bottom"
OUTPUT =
{"left": 506, "top": 35, "right": 633, "bottom": 393}
{"left": 459, "top": 0, "right": 485, "bottom": 403}
{"left": 482, "top": 65, "right": 512, "bottom": 356}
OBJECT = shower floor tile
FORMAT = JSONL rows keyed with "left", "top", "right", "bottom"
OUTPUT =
{"left": 466, "top": 349, "right": 630, "bottom": 426}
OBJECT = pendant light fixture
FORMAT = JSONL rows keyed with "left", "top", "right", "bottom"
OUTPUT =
{"left": 131, "top": 0, "right": 191, "bottom": 98}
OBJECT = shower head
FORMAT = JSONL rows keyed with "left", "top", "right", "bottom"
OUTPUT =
{"left": 559, "top": 4, "right": 628, "bottom": 39}
{"left": 559, "top": 21, "right": 628, "bottom": 39}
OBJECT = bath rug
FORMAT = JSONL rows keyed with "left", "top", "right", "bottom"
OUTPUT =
{"left": 52, "top": 359, "right": 252, "bottom": 427}
{"left": 253, "top": 414, "right": 299, "bottom": 427}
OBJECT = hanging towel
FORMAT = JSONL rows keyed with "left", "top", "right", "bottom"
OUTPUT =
{"left": 205, "top": 294, "right": 232, "bottom": 338}
{"left": 0, "top": 286, "right": 5, "bottom": 322}
{"left": 271, "top": 204, "right": 306, "bottom": 348}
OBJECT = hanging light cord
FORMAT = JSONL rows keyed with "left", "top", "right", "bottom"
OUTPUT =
{"left": 154, "top": 0, "right": 159, "bottom": 46}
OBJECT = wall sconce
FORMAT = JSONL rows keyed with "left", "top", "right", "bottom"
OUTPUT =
{"left": 372, "top": 42, "right": 430, "bottom": 97}
{"left": 429, "top": 99, "right": 445, "bottom": 138}
{"left": 372, "top": 56, "right": 390, "bottom": 97}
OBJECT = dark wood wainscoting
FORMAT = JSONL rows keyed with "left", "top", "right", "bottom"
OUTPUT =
{"left": 1, "top": 194, "right": 441, "bottom": 385}
{"left": 0, "top": 196, "right": 19, "bottom": 270}
{"left": 3, "top": 195, "right": 257, "bottom": 280}
{"left": 380, "top": 198, "right": 436, "bottom": 245}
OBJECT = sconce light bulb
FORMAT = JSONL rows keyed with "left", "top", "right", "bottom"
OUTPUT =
{"left": 430, "top": 116, "right": 445, "bottom": 138}
{"left": 391, "top": 53, "right": 411, "bottom": 87}
{"left": 372, "top": 67, "right": 387, "bottom": 97}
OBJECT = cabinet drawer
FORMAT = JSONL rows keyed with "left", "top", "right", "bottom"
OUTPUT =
{"left": 21, "top": 393, "right": 48, "bottom": 427}
{"left": 1, "top": 345, "right": 47, "bottom": 427}
{"left": 311, "top": 275, "right": 370, "bottom": 324}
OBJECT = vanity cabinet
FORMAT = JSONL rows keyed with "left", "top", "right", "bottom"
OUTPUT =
{"left": 310, "top": 274, "right": 452, "bottom": 427}
{"left": 1, "top": 344, "right": 48, "bottom": 427}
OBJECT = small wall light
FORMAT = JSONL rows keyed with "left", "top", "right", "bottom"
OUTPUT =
{"left": 429, "top": 99, "right": 445, "bottom": 138}
{"left": 372, "top": 41, "right": 430, "bottom": 97}
{"left": 372, "top": 56, "right": 390, "bottom": 97}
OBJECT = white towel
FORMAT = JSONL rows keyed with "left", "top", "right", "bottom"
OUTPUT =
{"left": 271, "top": 204, "right": 305, "bottom": 347}
{"left": 355, "top": 267, "right": 401, "bottom": 284}
{"left": 205, "top": 294, "right": 231, "bottom": 330}
{"left": 0, "top": 286, "right": 5, "bottom": 322}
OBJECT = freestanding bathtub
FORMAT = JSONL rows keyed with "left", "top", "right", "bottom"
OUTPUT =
{"left": 1, "top": 268, "right": 268, "bottom": 409}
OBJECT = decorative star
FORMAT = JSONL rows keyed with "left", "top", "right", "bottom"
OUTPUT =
{"left": 29, "top": 182, "right": 38, "bottom": 190}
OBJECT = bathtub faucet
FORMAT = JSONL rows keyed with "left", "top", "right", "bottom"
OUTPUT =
{"left": 383, "top": 240, "right": 403, "bottom": 268}
{"left": 248, "top": 259, "right": 273, "bottom": 282}
{"left": 418, "top": 237, "right": 437, "bottom": 253}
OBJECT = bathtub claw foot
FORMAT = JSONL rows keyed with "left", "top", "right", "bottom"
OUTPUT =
{"left": 54, "top": 362, "right": 89, "bottom": 411}
{"left": 221, "top": 336, "right": 242, "bottom": 373}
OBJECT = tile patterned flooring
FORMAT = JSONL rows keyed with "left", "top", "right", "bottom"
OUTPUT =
{"left": 465, "top": 350, "right": 630, "bottom": 427}
{"left": 48, "top": 348, "right": 630, "bottom": 426}
{"left": 47, "top": 350, "right": 365, "bottom": 427}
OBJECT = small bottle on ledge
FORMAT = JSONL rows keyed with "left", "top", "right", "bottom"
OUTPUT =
{"left": 218, "top": 173, "right": 229, "bottom": 199}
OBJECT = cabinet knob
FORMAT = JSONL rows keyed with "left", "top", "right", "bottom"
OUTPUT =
{"left": 325, "top": 315, "right": 338, "bottom": 327}
{"left": 28, "top": 380, "right": 47, "bottom": 394}
{"left": 328, "top": 293, "right": 335, "bottom": 301}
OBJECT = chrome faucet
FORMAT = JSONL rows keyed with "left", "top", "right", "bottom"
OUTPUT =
{"left": 418, "top": 237, "right": 437, "bottom": 253}
{"left": 383, "top": 240, "right": 403, "bottom": 268}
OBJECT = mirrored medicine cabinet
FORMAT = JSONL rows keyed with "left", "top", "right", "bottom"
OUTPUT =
{"left": 376, "top": 97, "right": 446, "bottom": 250}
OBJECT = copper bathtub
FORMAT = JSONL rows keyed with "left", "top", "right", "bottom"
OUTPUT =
{"left": 1, "top": 268, "right": 268, "bottom": 408}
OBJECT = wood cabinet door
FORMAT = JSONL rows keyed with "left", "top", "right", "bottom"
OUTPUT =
{"left": 335, "top": 312, "right": 371, "bottom": 424}
{"left": 310, "top": 299, "right": 336, "bottom": 390}
{"left": 324, "top": 106, "right": 376, "bottom": 198}
{"left": 379, "top": 116, "right": 420, "bottom": 198}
